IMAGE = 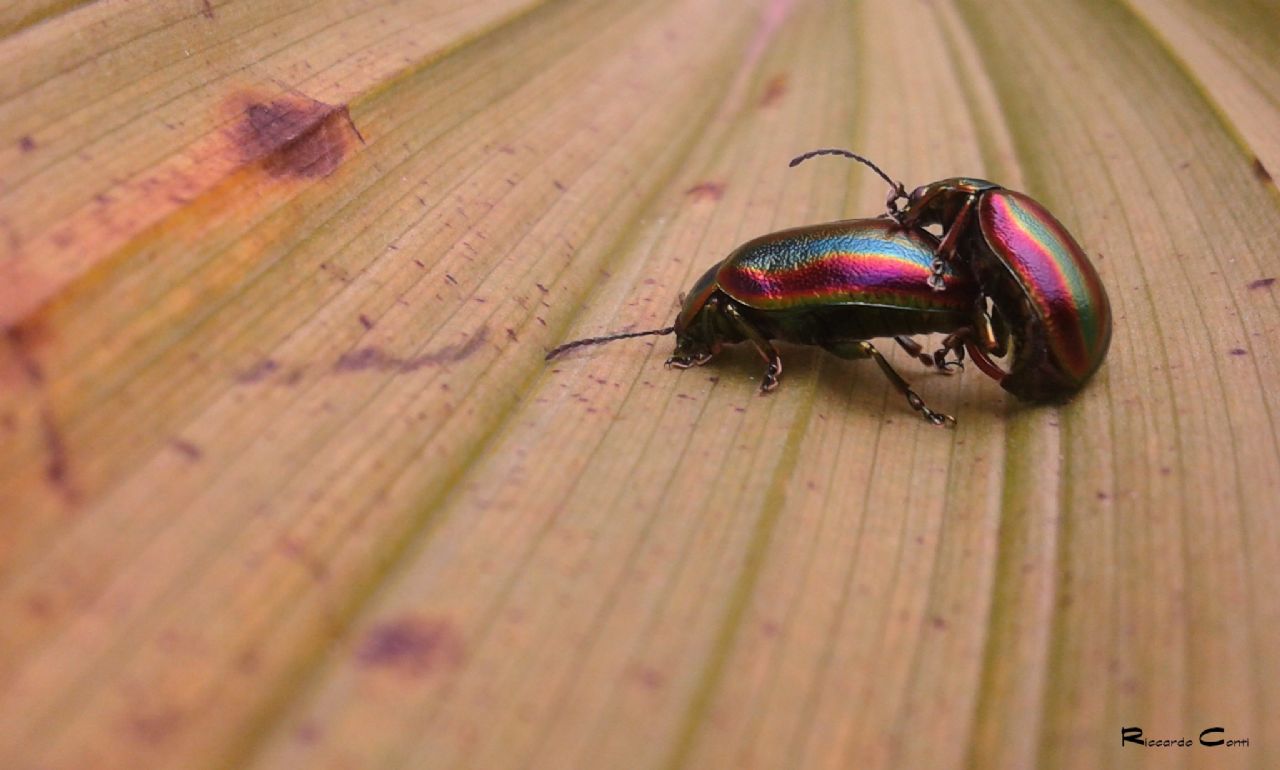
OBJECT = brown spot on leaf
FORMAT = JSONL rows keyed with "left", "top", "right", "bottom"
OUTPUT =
{"left": 1253, "top": 157, "right": 1273, "bottom": 184}
{"left": 229, "top": 93, "right": 362, "bottom": 179}
{"left": 170, "top": 438, "right": 203, "bottom": 461}
{"left": 277, "top": 536, "right": 328, "bottom": 581}
{"left": 236, "top": 648, "right": 261, "bottom": 674}
{"left": 18, "top": 135, "right": 36, "bottom": 153}
{"left": 358, "top": 313, "right": 375, "bottom": 330}
{"left": 236, "top": 358, "right": 279, "bottom": 383}
{"left": 685, "top": 181, "right": 725, "bottom": 202}
{"left": 1229, "top": 348, "right": 1248, "bottom": 356}
{"left": 5, "top": 327, "right": 75, "bottom": 500}
{"left": 294, "top": 721, "right": 323, "bottom": 744}
{"left": 759, "top": 74, "right": 788, "bottom": 107}
{"left": 629, "top": 664, "right": 665, "bottom": 690}
{"left": 1247, "top": 277, "right": 1275, "bottom": 290}
{"left": 5, "top": 325, "right": 44, "bottom": 383}
{"left": 25, "top": 593, "right": 53, "bottom": 619}
{"left": 129, "top": 707, "right": 186, "bottom": 744}
{"left": 334, "top": 326, "right": 489, "bottom": 373}
{"left": 40, "top": 408, "right": 73, "bottom": 499}
{"left": 201, "top": 0, "right": 215, "bottom": 19}
{"left": 357, "top": 616, "right": 464, "bottom": 676}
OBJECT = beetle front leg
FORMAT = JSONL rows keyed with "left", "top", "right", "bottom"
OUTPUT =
{"left": 665, "top": 352, "right": 713, "bottom": 369}
{"left": 721, "top": 302, "right": 782, "bottom": 393}
{"left": 928, "top": 195, "right": 975, "bottom": 291}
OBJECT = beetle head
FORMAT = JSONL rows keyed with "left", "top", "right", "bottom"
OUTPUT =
{"left": 904, "top": 177, "right": 1001, "bottom": 228}
{"left": 669, "top": 261, "right": 725, "bottom": 364}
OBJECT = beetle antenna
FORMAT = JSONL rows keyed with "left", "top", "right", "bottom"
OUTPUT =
{"left": 788, "top": 148, "right": 909, "bottom": 219}
{"left": 545, "top": 326, "right": 676, "bottom": 361}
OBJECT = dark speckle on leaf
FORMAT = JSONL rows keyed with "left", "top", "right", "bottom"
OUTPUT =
{"left": 685, "top": 181, "right": 725, "bottom": 202}
{"left": 759, "top": 74, "right": 788, "bottom": 107}
{"left": 236, "top": 358, "right": 279, "bottom": 383}
{"left": 170, "top": 438, "right": 203, "bottom": 461}
{"left": 1247, "top": 277, "right": 1275, "bottom": 290}
{"left": 335, "top": 327, "right": 489, "bottom": 373}
{"left": 357, "top": 616, "right": 464, "bottom": 676}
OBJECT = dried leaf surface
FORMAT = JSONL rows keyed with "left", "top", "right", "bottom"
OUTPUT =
{"left": 1, "top": 1, "right": 1277, "bottom": 768}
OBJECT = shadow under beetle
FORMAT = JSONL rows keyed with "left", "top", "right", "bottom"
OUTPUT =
{"left": 791, "top": 148, "right": 1113, "bottom": 402}
{"left": 547, "top": 217, "right": 1004, "bottom": 426}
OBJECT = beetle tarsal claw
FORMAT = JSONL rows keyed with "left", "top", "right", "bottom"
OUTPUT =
{"left": 905, "top": 392, "right": 954, "bottom": 427}
{"left": 758, "top": 362, "right": 782, "bottom": 393}
{"left": 666, "top": 352, "right": 712, "bottom": 370}
{"left": 932, "top": 349, "right": 964, "bottom": 373}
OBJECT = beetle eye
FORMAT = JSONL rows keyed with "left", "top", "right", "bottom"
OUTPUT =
{"left": 908, "top": 186, "right": 926, "bottom": 205}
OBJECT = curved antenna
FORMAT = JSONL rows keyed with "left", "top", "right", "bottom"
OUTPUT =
{"left": 545, "top": 326, "right": 675, "bottom": 361}
{"left": 788, "top": 148, "right": 909, "bottom": 220}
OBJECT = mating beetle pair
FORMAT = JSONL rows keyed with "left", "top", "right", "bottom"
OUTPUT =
{"left": 547, "top": 149, "right": 1112, "bottom": 425}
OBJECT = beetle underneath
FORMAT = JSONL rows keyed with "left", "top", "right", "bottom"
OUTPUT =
{"left": 547, "top": 218, "right": 1006, "bottom": 426}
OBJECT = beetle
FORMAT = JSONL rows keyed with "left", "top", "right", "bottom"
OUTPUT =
{"left": 790, "top": 148, "right": 1113, "bottom": 402}
{"left": 546, "top": 217, "right": 1007, "bottom": 426}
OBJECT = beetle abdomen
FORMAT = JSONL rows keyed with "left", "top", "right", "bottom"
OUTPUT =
{"left": 978, "top": 191, "right": 1112, "bottom": 388}
{"left": 717, "top": 219, "right": 974, "bottom": 314}
{"left": 782, "top": 304, "right": 967, "bottom": 341}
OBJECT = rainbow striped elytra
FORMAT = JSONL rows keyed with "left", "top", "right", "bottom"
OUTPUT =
{"left": 547, "top": 218, "right": 999, "bottom": 427}
{"left": 900, "top": 177, "right": 1112, "bottom": 401}
{"left": 788, "top": 149, "right": 1112, "bottom": 402}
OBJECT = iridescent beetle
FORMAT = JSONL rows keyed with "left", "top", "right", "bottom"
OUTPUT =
{"left": 791, "top": 149, "right": 1113, "bottom": 402}
{"left": 546, "top": 217, "right": 1002, "bottom": 426}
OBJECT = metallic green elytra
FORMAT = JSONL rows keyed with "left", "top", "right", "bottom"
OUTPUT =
{"left": 789, "top": 149, "right": 1113, "bottom": 403}
{"left": 901, "top": 178, "right": 1112, "bottom": 401}
{"left": 548, "top": 218, "right": 1005, "bottom": 426}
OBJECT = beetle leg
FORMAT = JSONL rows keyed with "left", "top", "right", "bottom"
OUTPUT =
{"left": 897, "top": 335, "right": 964, "bottom": 373}
{"left": 860, "top": 341, "right": 955, "bottom": 427}
{"left": 964, "top": 341, "right": 1007, "bottom": 383}
{"left": 894, "top": 336, "right": 936, "bottom": 368}
{"left": 929, "top": 331, "right": 967, "bottom": 372}
{"left": 929, "top": 195, "right": 976, "bottom": 291}
{"left": 721, "top": 302, "right": 782, "bottom": 393}
{"left": 665, "top": 352, "right": 713, "bottom": 369}
{"left": 977, "top": 301, "right": 1009, "bottom": 358}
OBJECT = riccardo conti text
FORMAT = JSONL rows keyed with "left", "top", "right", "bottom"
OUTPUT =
{"left": 1122, "top": 727, "right": 1249, "bottom": 748}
